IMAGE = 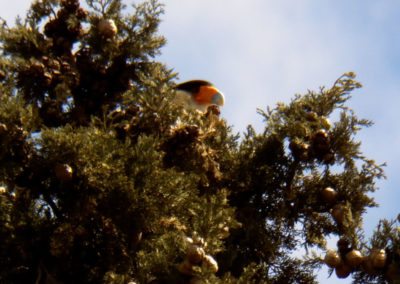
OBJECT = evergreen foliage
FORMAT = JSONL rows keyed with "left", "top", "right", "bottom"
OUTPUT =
{"left": 0, "top": 0, "right": 398, "bottom": 283}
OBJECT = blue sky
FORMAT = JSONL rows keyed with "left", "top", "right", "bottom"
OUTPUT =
{"left": 1, "top": 1, "right": 400, "bottom": 283}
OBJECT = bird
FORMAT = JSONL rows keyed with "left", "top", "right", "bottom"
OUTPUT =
{"left": 174, "top": 80, "right": 224, "bottom": 112}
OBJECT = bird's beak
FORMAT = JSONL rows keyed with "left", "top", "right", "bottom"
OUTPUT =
{"left": 211, "top": 92, "right": 225, "bottom": 106}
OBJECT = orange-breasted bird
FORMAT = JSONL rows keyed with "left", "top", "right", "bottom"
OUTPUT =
{"left": 174, "top": 80, "right": 225, "bottom": 112}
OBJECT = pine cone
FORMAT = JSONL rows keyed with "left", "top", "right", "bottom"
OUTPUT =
{"left": 61, "top": 0, "right": 80, "bottom": 12}
{"left": 98, "top": 19, "right": 118, "bottom": 38}
{"left": 76, "top": 7, "right": 88, "bottom": 20}
{"left": 0, "top": 70, "right": 6, "bottom": 81}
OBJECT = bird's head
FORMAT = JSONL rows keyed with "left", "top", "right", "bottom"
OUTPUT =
{"left": 175, "top": 80, "right": 225, "bottom": 110}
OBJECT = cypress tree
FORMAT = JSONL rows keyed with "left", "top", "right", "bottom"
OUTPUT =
{"left": 0, "top": 0, "right": 398, "bottom": 283}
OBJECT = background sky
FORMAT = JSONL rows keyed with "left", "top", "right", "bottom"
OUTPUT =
{"left": 1, "top": 1, "right": 400, "bottom": 283}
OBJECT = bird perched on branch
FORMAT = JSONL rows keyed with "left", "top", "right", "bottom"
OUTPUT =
{"left": 174, "top": 80, "right": 225, "bottom": 112}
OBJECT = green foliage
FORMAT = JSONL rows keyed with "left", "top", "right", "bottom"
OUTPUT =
{"left": 0, "top": 1, "right": 399, "bottom": 283}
